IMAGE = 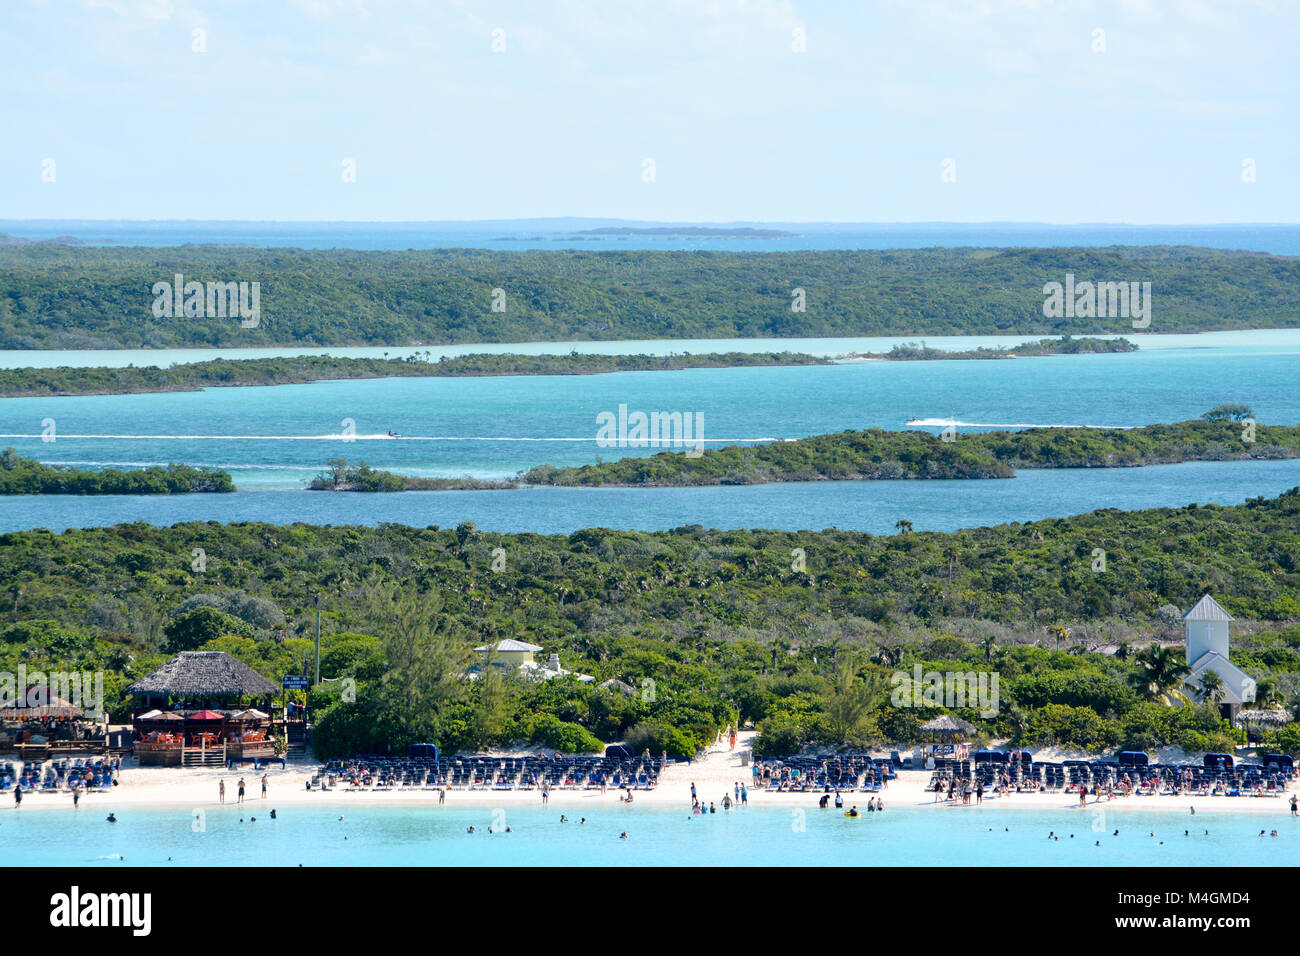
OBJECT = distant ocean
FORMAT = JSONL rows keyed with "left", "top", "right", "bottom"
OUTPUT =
{"left": 1, "top": 220, "right": 1297, "bottom": 254}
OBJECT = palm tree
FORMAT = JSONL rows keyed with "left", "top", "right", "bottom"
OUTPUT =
{"left": 822, "top": 657, "right": 880, "bottom": 746}
{"left": 1255, "top": 677, "right": 1284, "bottom": 708}
{"left": 895, "top": 519, "right": 913, "bottom": 535}
{"left": 982, "top": 635, "right": 996, "bottom": 664}
{"left": 1196, "top": 669, "right": 1226, "bottom": 704}
{"left": 1129, "top": 642, "right": 1192, "bottom": 705}
{"left": 1003, "top": 702, "right": 1030, "bottom": 742}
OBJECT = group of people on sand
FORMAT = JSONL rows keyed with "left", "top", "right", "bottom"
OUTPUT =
{"left": 688, "top": 780, "right": 748, "bottom": 813}
{"left": 218, "top": 774, "right": 269, "bottom": 805}
{"left": 933, "top": 775, "right": 998, "bottom": 805}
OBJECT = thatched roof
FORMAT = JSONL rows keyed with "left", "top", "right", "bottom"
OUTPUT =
{"left": 126, "top": 651, "right": 278, "bottom": 699}
{"left": 920, "top": 715, "right": 977, "bottom": 735}
{"left": 1234, "top": 709, "right": 1293, "bottom": 727}
{"left": 0, "top": 689, "right": 84, "bottom": 719}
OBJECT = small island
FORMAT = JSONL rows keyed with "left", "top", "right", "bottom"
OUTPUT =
{"left": 0, "top": 351, "right": 832, "bottom": 398}
{"left": 846, "top": 335, "right": 1138, "bottom": 362}
{"left": 308, "top": 459, "right": 517, "bottom": 492}
{"left": 575, "top": 226, "right": 798, "bottom": 239}
{"left": 520, "top": 413, "right": 1297, "bottom": 487}
{"left": 0, "top": 448, "right": 234, "bottom": 495}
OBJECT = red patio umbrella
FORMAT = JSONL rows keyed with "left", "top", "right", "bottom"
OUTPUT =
{"left": 186, "top": 709, "right": 227, "bottom": 720}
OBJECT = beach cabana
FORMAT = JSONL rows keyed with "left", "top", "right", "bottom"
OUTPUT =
{"left": 1117, "top": 751, "right": 1150, "bottom": 768}
{"left": 920, "top": 715, "right": 977, "bottom": 737}
{"left": 1202, "top": 752, "right": 1234, "bottom": 771}
{"left": 1234, "top": 708, "right": 1292, "bottom": 743}
{"left": 126, "top": 652, "right": 278, "bottom": 766}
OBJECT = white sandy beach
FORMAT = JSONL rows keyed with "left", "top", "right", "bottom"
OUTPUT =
{"left": 10, "top": 732, "right": 1297, "bottom": 818}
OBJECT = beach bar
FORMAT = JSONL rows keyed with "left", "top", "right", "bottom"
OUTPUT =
{"left": 126, "top": 652, "right": 279, "bottom": 767}
{"left": 0, "top": 689, "right": 101, "bottom": 761}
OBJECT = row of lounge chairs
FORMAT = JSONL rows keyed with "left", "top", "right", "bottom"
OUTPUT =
{"left": 3, "top": 757, "right": 118, "bottom": 793}
{"left": 754, "top": 754, "right": 897, "bottom": 793}
{"left": 926, "top": 758, "right": 1293, "bottom": 797}
{"left": 312, "top": 754, "right": 665, "bottom": 792}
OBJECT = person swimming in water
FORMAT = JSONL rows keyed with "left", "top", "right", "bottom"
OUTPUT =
{"left": 846, "top": 806, "right": 859, "bottom": 817}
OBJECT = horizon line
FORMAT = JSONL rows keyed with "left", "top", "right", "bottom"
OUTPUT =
{"left": 2, "top": 218, "right": 1298, "bottom": 229}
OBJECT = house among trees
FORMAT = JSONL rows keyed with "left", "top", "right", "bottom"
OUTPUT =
{"left": 1181, "top": 594, "right": 1256, "bottom": 718}
{"left": 469, "top": 639, "right": 594, "bottom": 683}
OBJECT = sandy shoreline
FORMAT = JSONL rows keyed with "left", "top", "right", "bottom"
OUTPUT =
{"left": 11, "top": 739, "right": 1297, "bottom": 818}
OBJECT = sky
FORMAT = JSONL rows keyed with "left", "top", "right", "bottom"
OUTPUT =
{"left": 2, "top": 0, "right": 1296, "bottom": 223}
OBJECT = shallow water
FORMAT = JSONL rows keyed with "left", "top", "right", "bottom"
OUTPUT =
{"left": 3, "top": 459, "right": 1297, "bottom": 535}
{"left": 3, "top": 803, "right": 1295, "bottom": 867}
{"left": 1, "top": 330, "right": 1297, "bottom": 532}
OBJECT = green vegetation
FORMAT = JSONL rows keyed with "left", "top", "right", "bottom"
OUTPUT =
{"left": 3, "top": 490, "right": 1300, "bottom": 757}
{"left": 2, "top": 245, "right": 1295, "bottom": 349}
{"left": 1203, "top": 403, "right": 1255, "bottom": 422}
{"left": 523, "top": 419, "right": 1300, "bottom": 487}
{"left": 858, "top": 335, "right": 1138, "bottom": 361}
{"left": 0, "top": 351, "right": 830, "bottom": 398}
{"left": 308, "top": 459, "right": 517, "bottom": 492}
{"left": 0, "top": 448, "right": 233, "bottom": 495}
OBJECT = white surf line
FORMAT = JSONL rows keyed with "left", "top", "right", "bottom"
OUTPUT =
{"left": 0, "top": 434, "right": 787, "bottom": 443}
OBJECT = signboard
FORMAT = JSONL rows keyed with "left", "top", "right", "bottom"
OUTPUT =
{"left": 282, "top": 675, "right": 310, "bottom": 690}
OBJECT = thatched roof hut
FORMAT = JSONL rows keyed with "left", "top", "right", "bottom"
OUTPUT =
{"left": 0, "top": 690, "right": 84, "bottom": 720}
{"left": 126, "top": 651, "right": 278, "bottom": 702}
{"left": 1234, "top": 709, "right": 1293, "bottom": 728}
{"left": 920, "top": 715, "right": 977, "bottom": 736}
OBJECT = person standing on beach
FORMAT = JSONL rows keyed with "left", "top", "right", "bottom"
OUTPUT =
{"left": 13, "top": 783, "right": 21, "bottom": 808}
{"left": 261, "top": 774, "right": 268, "bottom": 799}
{"left": 237, "top": 778, "right": 246, "bottom": 803}
{"left": 728, "top": 727, "right": 737, "bottom": 751}
{"left": 1291, "top": 794, "right": 1298, "bottom": 816}
{"left": 73, "top": 786, "right": 80, "bottom": 809}
{"left": 542, "top": 788, "right": 549, "bottom": 807}
{"left": 740, "top": 783, "right": 747, "bottom": 806}
{"left": 1079, "top": 784, "right": 1088, "bottom": 808}
{"left": 219, "top": 779, "right": 226, "bottom": 804}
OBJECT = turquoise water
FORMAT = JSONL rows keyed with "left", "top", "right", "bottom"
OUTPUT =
{"left": 4, "top": 460, "right": 1298, "bottom": 535}
{"left": 1, "top": 329, "right": 1293, "bottom": 368}
{"left": 3, "top": 804, "right": 1296, "bottom": 867}
{"left": 1, "top": 331, "right": 1297, "bottom": 531}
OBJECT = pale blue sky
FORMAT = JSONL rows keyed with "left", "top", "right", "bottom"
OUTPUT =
{"left": 3, "top": 0, "right": 1296, "bottom": 222}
